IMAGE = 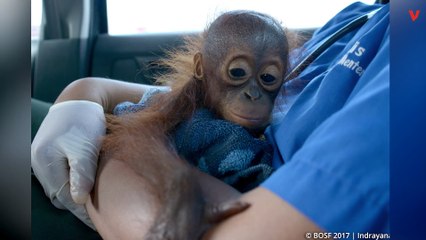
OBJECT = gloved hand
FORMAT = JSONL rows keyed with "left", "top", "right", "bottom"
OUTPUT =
{"left": 31, "top": 100, "right": 106, "bottom": 229}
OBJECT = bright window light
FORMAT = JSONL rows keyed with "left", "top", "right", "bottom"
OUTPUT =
{"left": 107, "top": 0, "right": 374, "bottom": 35}
{"left": 31, "top": 0, "right": 43, "bottom": 40}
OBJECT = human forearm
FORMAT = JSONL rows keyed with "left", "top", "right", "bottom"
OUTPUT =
{"left": 85, "top": 157, "right": 247, "bottom": 240}
{"left": 203, "top": 187, "right": 324, "bottom": 240}
{"left": 85, "top": 156, "right": 158, "bottom": 239}
{"left": 55, "top": 77, "right": 165, "bottom": 113}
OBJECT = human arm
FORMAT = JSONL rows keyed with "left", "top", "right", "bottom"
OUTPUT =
{"left": 31, "top": 77, "right": 164, "bottom": 227}
{"left": 85, "top": 149, "right": 322, "bottom": 240}
{"left": 54, "top": 77, "right": 166, "bottom": 113}
{"left": 85, "top": 153, "right": 244, "bottom": 240}
{"left": 203, "top": 187, "right": 323, "bottom": 240}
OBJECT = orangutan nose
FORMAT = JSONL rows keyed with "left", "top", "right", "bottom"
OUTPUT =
{"left": 244, "top": 86, "right": 261, "bottom": 101}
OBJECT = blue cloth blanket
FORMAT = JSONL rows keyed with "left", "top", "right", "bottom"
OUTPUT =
{"left": 114, "top": 90, "right": 274, "bottom": 192}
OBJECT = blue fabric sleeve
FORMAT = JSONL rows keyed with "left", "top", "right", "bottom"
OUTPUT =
{"left": 263, "top": 3, "right": 389, "bottom": 234}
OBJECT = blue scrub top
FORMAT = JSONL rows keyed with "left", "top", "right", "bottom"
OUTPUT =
{"left": 262, "top": 2, "right": 389, "bottom": 234}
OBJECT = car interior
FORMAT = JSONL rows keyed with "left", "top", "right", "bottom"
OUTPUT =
{"left": 31, "top": 0, "right": 388, "bottom": 239}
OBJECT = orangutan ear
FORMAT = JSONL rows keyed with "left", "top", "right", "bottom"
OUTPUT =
{"left": 205, "top": 200, "right": 251, "bottom": 224}
{"left": 193, "top": 52, "right": 204, "bottom": 80}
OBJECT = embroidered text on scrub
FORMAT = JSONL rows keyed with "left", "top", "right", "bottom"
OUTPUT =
{"left": 337, "top": 41, "right": 366, "bottom": 77}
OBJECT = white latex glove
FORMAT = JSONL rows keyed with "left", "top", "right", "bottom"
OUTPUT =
{"left": 31, "top": 100, "right": 106, "bottom": 229}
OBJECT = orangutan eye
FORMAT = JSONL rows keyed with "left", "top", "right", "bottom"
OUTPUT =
{"left": 260, "top": 65, "right": 282, "bottom": 87}
{"left": 260, "top": 73, "right": 276, "bottom": 84}
{"left": 228, "top": 58, "right": 251, "bottom": 81}
{"left": 229, "top": 68, "right": 247, "bottom": 78}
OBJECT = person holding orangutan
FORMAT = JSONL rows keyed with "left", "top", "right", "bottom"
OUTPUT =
{"left": 32, "top": 2, "right": 389, "bottom": 240}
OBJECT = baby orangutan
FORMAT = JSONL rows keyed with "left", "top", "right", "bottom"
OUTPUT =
{"left": 85, "top": 10, "right": 290, "bottom": 240}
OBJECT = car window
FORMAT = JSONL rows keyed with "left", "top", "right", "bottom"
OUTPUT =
{"left": 31, "top": 0, "right": 42, "bottom": 57}
{"left": 106, "top": 0, "right": 374, "bottom": 36}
